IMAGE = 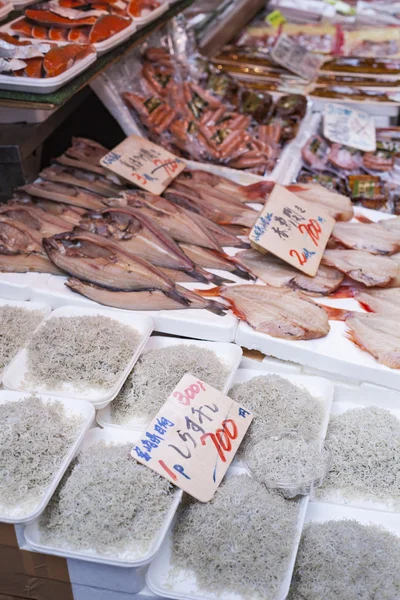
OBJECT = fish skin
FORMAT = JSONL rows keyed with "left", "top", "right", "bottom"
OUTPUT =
{"left": 43, "top": 231, "right": 190, "bottom": 306}
{"left": 0, "top": 252, "right": 62, "bottom": 275}
{"left": 287, "top": 182, "right": 354, "bottom": 222}
{"left": 40, "top": 165, "right": 122, "bottom": 197}
{"left": 20, "top": 181, "right": 105, "bottom": 210}
{"left": 0, "top": 205, "right": 70, "bottom": 237}
{"left": 331, "top": 222, "right": 400, "bottom": 255}
{"left": 66, "top": 278, "right": 227, "bottom": 314}
{"left": 354, "top": 288, "right": 400, "bottom": 314}
{"left": 233, "top": 249, "right": 344, "bottom": 295}
{"left": 78, "top": 206, "right": 217, "bottom": 284}
{"left": 345, "top": 314, "right": 400, "bottom": 369}
{"left": 177, "top": 170, "right": 273, "bottom": 204}
{"left": 56, "top": 153, "right": 106, "bottom": 176}
{"left": 322, "top": 249, "right": 398, "bottom": 287}
{"left": 192, "top": 214, "right": 249, "bottom": 248}
{"left": 179, "top": 244, "right": 254, "bottom": 280}
{"left": 117, "top": 193, "right": 224, "bottom": 252}
{"left": 216, "top": 284, "right": 330, "bottom": 340}
{"left": 378, "top": 217, "right": 400, "bottom": 234}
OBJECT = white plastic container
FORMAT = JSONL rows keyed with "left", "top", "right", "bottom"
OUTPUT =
{"left": 2, "top": 304, "right": 153, "bottom": 408}
{"left": 96, "top": 335, "right": 243, "bottom": 430}
{"left": 0, "top": 272, "right": 41, "bottom": 301}
{"left": 312, "top": 400, "right": 400, "bottom": 513}
{"left": 24, "top": 427, "right": 183, "bottom": 567}
{"left": 0, "top": 298, "right": 51, "bottom": 380}
{"left": 0, "top": 1, "right": 13, "bottom": 21}
{"left": 146, "top": 466, "right": 309, "bottom": 600}
{"left": 0, "top": 50, "right": 97, "bottom": 94}
{"left": 129, "top": 0, "right": 169, "bottom": 26}
{"left": 0, "top": 390, "right": 95, "bottom": 524}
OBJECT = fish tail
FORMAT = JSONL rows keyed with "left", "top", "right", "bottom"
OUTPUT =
{"left": 243, "top": 181, "right": 274, "bottom": 200}
{"left": 165, "top": 287, "right": 191, "bottom": 306}
{"left": 205, "top": 300, "right": 227, "bottom": 316}
{"left": 355, "top": 215, "right": 373, "bottom": 224}
{"left": 232, "top": 267, "right": 255, "bottom": 281}
{"left": 194, "top": 286, "right": 224, "bottom": 297}
{"left": 286, "top": 184, "right": 307, "bottom": 193}
{"left": 323, "top": 305, "right": 353, "bottom": 321}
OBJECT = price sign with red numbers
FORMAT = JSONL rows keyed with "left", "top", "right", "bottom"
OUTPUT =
{"left": 100, "top": 134, "right": 186, "bottom": 195}
{"left": 249, "top": 184, "right": 334, "bottom": 276}
{"left": 131, "top": 374, "right": 253, "bottom": 502}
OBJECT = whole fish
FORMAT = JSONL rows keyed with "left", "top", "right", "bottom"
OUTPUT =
{"left": 288, "top": 183, "right": 354, "bottom": 221}
{"left": 204, "top": 284, "right": 330, "bottom": 340}
{"left": 177, "top": 170, "right": 273, "bottom": 204}
{"left": 179, "top": 244, "right": 253, "bottom": 280}
{"left": 66, "top": 278, "right": 227, "bottom": 315}
{"left": 331, "top": 222, "right": 400, "bottom": 255}
{"left": 40, "top": 165, "right": 122, "bottom": 198}
{"left": 345, "top": 314, "right": 400, "bottom": 369}
{"left": 21, "top": 181, "right": 105, "bottom": 211}
{"left": 43, "top": 231, "right": 190, "bottom": 306}
{"left": 322, "top": 249, "right": 398, "bottom": 287}
{"left": 77, "top": 207, "right": 224, "bottom": 285}
{"left": 114, "top": 193, "right": 224, "bottom": 251}
{"left": 233, "top": 249, "right": 344, "bottom": 295}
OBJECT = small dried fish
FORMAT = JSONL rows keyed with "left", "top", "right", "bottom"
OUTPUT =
{"left": 234, "top": 249, "right": 344, "bottom": 295}
{"left": 322, "top": 249, "right": 398, "bottom": 287}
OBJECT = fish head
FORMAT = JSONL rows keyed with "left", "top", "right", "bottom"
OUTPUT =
{"left": 43, "top": 233, "right": 113, "bottom": 260}
{"left": 0, "top": 219, "right": 34, "bottom": 253}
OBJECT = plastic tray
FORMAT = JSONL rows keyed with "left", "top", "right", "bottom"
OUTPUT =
{"left": 313, "top": 400, "right": 400, "bottom": 513}
{"left": 0, "top": 50, "right": 96, "bottom": 94}
{"left": 96, "top": 335, "right": 243, "bottom": 430}
{"left": 0, "top": 298, "right": 51, "bottom": 380}
{"left": 2, "top": 304, "right": 153, "bottom": 408}
{"left": 28, "top": 274, "right": 239, "bottom": 343}
{"left": 146, "top": 466, "right": 309, "bottom": 600}
{"left": 129, "top": 0, "right": 169, "bottom": 26}
{"left": 24, "top": 426, "right": 183, "bottom": 567}
{"left": 0, "top": 390, "right": 95, "bottom": 524}
{"left": 0, "top": 1, "right": 12, "bottom": 21}
{"left": 2, "top": 17, "right": 136, "bottom": 57}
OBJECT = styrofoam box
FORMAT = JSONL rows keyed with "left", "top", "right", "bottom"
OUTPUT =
{"left": 29, "top": 275, "right": 239, "bottom": 343}
{"left": 96, "top": 335, "right": 243, "bottom": 430}
{"left": 0, "top": 272, "right": 42, "bottom": 301}
{"left": 0, "top": 298, "right": 51, "bottom": 380}
{"left": 2, "top": 304, "right": 153, "bottom": 408}
{"left": 312, "top": 400, "right": 400, "bottom": 513}
{"left": 67, "top": 558, "right": 147, "bottom": 594}
{"left": 0, "top": 51, "right": 97, "bottom": 94}
{"left": 230, "top": 368, "right": 334, "bottom": 440}
{"left": 1, "top": 17, "right": 136, "bottom": 57}
{"left": 0, "top": 390, "right": 95, "bottom": 524}
{"left": 146, "top": 466, "right": 309, "bottom": 600}
{"left": 25, "top": 427, "right": 183, "bottom": 567}
{"left": 71, "top": 583, "right": 168, "bottom": 600}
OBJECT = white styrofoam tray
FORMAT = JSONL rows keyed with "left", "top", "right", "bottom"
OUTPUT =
{"left": 24, "top": 426, "right": 183, "bottom": 567}
{"left": 28, "top": 274, "right": 239, "bottom": 343}
{"left": 0, "top": 1, "right": 12, "bottom": 21}
{"left": 0, "top": 298, "right": 51, "bottom": 379}
{"left": 0, "top": 390, "right": 95, "bottom": 524}
{"left": 1, "top": 17, "right": 136, "bottom": 57}
{"left": 129, "top": 0, "right": 169, "bottom": 25}
{"left": 0, "top": 272, "right": 44, "bottom": 300}
{"left": 0, "top": 50, "right": 97, "bottom": 94}
{"left": 146, "top": 466, "right": 309, "bottom": 600}
{"left": 312, "top": 400, "right": 400, "bottom": 513}
{"left": 230, "top": 368, "right": 335, "bottom": 440}
{"left": 2, "top": 304, "right": 153, "bottom": 408}
{"left": 96, "top": 335, "right": 243, "bottom": 430}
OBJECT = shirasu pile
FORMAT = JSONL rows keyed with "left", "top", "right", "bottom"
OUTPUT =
{"left": 289, "top": 519, "right": 400, "bottom": 600}
{"left": 0, "top": 305, "right": 44, "bottom": 372}
{"left": 229, "top": 375, "right": 325, "bottom": 453}
{"left": 0, "top": 395, "right": 82, "bottom": 516}
{"left": 111, "top": 345, "right": 229, "bottom": 425}
{"left": 39, "top": 442, "right": 175, "bottom": 557}
{"left": 315, "top": 406, "right": 400, "bottom": 508}
{"left": 246, "top": 433, "right": 330, "bottom": 497}
{"left": 25, "top": 315, "right": 140, "bottom": 390}
{"left": 171, "top": 474, "right": 300, "bottom": 600}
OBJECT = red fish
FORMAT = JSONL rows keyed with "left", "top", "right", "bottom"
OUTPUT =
{"left": 11, "top": 18, "right": 34, "bottom": 37}
{"left": 89, "top": 14, "right": 130, "bottom": 43}
{"left": 31, "top": 25, "right": 49, "bottom": 39}
{"left": 24, "top": 57, "right": 44, "bottom": 78}
{"left": 0, "top": 32, "right": 31, "bottom": 45}
{"left": 43, "top": 44, "right": 94, "bottom": 77}
{"left": 49, "top": 28, "right": 69, "bottom": 41}
{"left": 68, "top": 27, "right": 91, "bottom": 42}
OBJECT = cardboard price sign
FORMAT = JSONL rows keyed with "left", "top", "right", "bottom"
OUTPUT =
{"left": 131, "top": 373, "right": 253, "bottom": 502}
{"left": 100, "top": 134, "right": 186, "bottom": 195}
{"left": 271, "top": 34, "right": 323, "bottom": 81}
{"left": 249, "top": 184, "right": 334, "bottom": 276}
{"left": 324, "top": 103, "right": 376, "bottom": 152}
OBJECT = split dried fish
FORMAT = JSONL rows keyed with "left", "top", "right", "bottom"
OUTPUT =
{"left": 345, "top": 314, "right": 400, "bottom": 369}
{"left": 288, "top": 182, "right": 354, "bottom": 221}
{"left": 322, "top": 249, "right": 398, "bottom": 287}
{"left": 331, "top": 222, "right": 400, "bottom": 255}
{"left": 21, "top": 181, "right": 105, "bottom": 211}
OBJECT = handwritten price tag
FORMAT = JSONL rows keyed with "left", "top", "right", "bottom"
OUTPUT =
{"left": 100, "top": 134, "right": 186, "bottom": 195}
{"left": 324, "top": 103, "right": 376, "bottom": 152}
{"left": 249, "top": 184, "right": 334, "bottom": 276}
{"left": 131, "top": 373, "right": 253, "bottom": 502}
{"left": 271, "top": 34, "right": 323, "bottom": 81}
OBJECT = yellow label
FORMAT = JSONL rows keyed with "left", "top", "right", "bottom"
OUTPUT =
{"left": 266, "top": 9, "right": 287, "bottom": 28}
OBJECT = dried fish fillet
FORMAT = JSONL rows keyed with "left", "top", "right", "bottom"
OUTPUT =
{"left": 355, "top": 288, "right": 400, "bottom": 314}
{"left": 345, "top": 314, "right": 400, "bottom": 368}
{"left": 322, "top": 249, "right": 398, "bottom": 287}
{"left": 234, "top": 250, "right": 344, "bottom": 295}
{"left": 288, "top": 182, "right": 354, "bottom": 221}
{"left": 331, "top": 222, "right": 400, "bottom": 255}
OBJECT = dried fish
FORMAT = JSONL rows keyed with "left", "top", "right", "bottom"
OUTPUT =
{"left": 177, "top": 170, "right": 273, "bottom": 204}
{"left": 322, "top": 249, "right": 398, "bottom": 287}
{"left": 205, "top": 284, "right": 330, "bottom": 340}
{"left": 233, "top": 250, "right": 344, "bottom": 295}
{"left": 331, "top": 222, "right": 400, "bottom": 255}
{"left": 287, "top": 183, "right": 354, "bottom": 221}
{"left": 354, "top": 288, "right": 400, "bottom": 314}
{"left": 21, "top": 181, "right": 105, "bottom": 211}
{"left": 345, "top": 314, "right": 400, "bottom": 369}
{"left": 179, "top": 244, "right": 253, "bottom": 280}
{"left": 41, "top": 165, "right": 121, "bottom": 198}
